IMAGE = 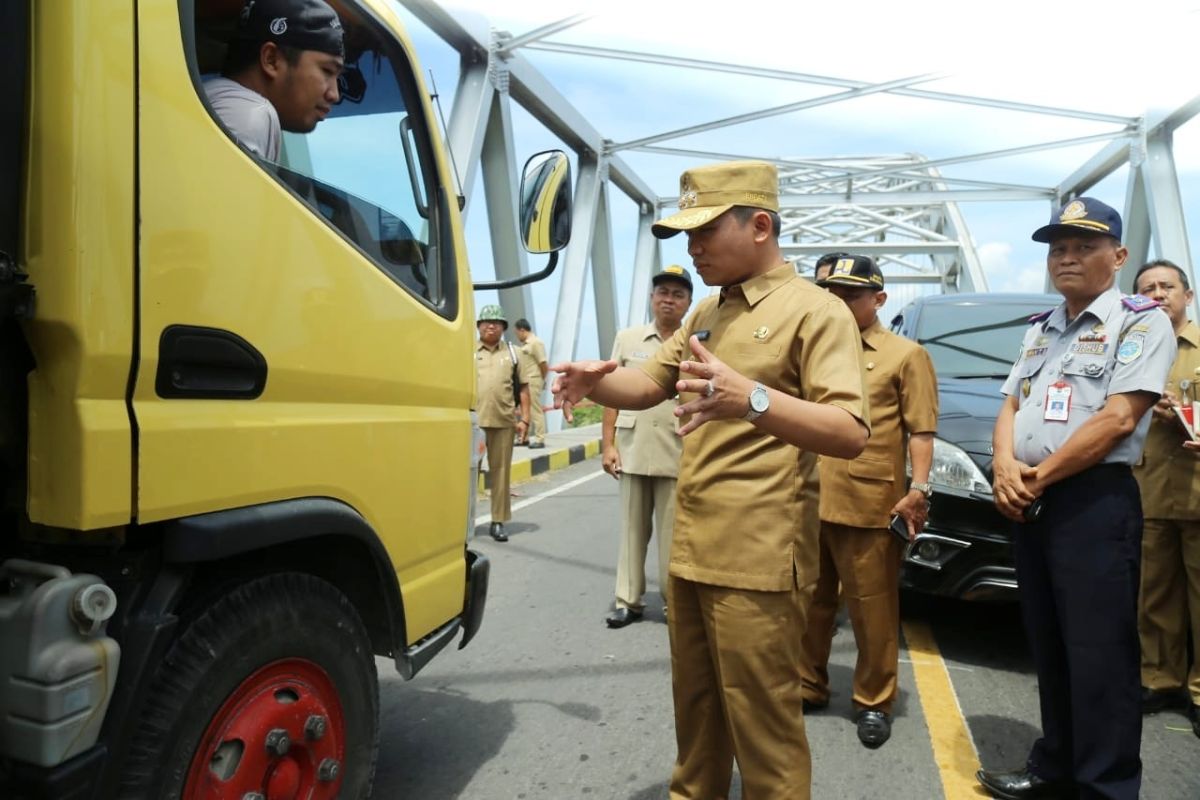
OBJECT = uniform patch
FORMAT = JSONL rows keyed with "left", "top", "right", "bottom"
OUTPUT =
{"left": 1121, "top": 294, "right": 1159, "bottom": 313}
{"left": 1025, "top": 347, "right": 1048, "bottom": 359}
{"left": 631, "top": 350, "right": 651, "bottom": 359}
{"left": 753, "top": 326, "right": 770, "bottom": 340}
{"left": 1116, "top": 336, "right": 1144, "bottom": 364}
{"left": 1070, "top": 342, "right": 1108, "bottom": 356}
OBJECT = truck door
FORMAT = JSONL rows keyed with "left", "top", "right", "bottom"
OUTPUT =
{"left": 132, "top": 0, "right": 474, "bottom": 638}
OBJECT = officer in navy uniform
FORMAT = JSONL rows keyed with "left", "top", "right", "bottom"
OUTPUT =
{"left": 978, "top": 198, "right": 1176, "bottom": 800}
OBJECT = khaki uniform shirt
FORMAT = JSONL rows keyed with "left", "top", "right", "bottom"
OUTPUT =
{"left": 611, "top": 324, "right": 683, "bottom": 478}
{"left": 1001, "top": 288, "right": 1176, "bottom": 466}
{"left": 640, "top": 264, "right": 869, "bottom": 591}
{"left": 521, "top": 334, "right": 548, "bottom": 380}
{"left": 1134, "top": 320, "right": 1200, "bottom": 520}
{"left": 819, "top": 321, "right": 939, "bottom": 529}
{"left": 516, "top": 347, "right": 541, "bottom": 386}
{"left": 475, "top": 340, "right": 527, "bottom": 428}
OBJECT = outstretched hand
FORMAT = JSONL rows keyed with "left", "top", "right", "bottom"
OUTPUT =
{"left": 550, "top": 359, "right": 618, "bottom": 423}
{"left": 673, "top": 335, "right": 755, "bottom": 436}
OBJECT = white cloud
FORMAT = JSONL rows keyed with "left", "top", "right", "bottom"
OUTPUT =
{"left": 979, "top": 241, "right": 1048, "bottom": 293}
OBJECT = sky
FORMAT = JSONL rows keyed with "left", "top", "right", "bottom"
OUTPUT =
{"left": 387, "top": 0, "right": 1200, "bottom": 360}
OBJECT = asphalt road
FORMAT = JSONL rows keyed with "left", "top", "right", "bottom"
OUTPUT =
{"left": 372, "top": 459, "right": 1199, "bottom": 799}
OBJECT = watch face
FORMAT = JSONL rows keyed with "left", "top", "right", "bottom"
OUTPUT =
{"left": 750, "top": 387, "right": 769, "bottom": 413}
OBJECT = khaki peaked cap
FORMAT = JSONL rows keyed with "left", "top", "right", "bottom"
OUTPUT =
{"left": 652, "top": 161, "right": 779, "bottom": 239}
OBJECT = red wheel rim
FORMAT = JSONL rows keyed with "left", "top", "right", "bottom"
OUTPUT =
{"left": 184, "top": 658, "right": 347, "bottom": 800}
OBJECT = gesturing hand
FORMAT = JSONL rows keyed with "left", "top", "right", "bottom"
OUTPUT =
{"left": 672, "top": 335, "right": 756, "bottom": 436}
{"left": 550, "top": 359, "right": 618, "bottom": 423}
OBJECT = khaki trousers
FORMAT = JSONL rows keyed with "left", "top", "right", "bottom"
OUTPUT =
{"left": 799, "top": 521, "right": 902, "bottom": 712}
{"left": 615, "top": 474, "right": 676, "bottom": 610}
{"left": 668, "top": 576, "right": 817, "bottom": 800}
{"left": 528, "top": 376, "right": 546, "bottom": 444}
{"left": 482, "top": 426, "right": 514, "bottom": 522}
{"left": 1139, "top": 518, "right": 1200, "bottom": 702}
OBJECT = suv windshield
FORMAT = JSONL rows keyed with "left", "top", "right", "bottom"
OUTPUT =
{"left": 916, "top": 302, "right": 1053, "bottom": 379}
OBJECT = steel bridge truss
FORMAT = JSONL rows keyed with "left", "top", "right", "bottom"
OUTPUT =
{"left": 401, "top": 1, "right": 1200, "bottom": 421}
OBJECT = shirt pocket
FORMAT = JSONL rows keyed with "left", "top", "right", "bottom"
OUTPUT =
{"left": 730, "top": 344, "right": 783, "bottom": 383}
{"left": 847, "top": 455, "right": 894, "bottom": 482}
{"left": 1061, "top": 357, "right": 1109, "bottom": 410}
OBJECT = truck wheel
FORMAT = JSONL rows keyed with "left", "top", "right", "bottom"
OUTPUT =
{"left": 120, "top": 573, "right": 379, "bottom": 800}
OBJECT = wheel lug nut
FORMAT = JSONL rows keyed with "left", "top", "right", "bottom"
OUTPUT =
{"left": 264, "top": 728, "right": 291, "bottom": 757}
{"left": 318, "top": 757, "right": 340, "bottom": 782}
{"left": 304, "top": 714, "right": 328, "bottom": 740}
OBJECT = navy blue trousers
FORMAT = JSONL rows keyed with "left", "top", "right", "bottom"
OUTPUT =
{"left": 1014, "top": 464, "right": 1142, "bottom": 800}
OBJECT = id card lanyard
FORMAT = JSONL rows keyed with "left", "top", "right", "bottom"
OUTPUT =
{"left": 1044, "top": 353, "right": 1072, "bottom": 422}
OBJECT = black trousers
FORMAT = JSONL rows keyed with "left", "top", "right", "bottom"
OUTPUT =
{"left": 1014, "top": 464, "right": 1142, "bottom": 800}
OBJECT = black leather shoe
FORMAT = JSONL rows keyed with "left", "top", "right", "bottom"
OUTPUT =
{"left": 528, "top": 442, "right": 545, "bottom": 449}
{"left": 488, "top": 522, "right": 508, "bottom": 542}
{"left": 1141, "top": 685, "right": 1187, "bottom": 714}
{"left": 976, "top": 768, "right": 1062, "bottom": 799}
{"left": 802, "top": 697, "right": 828, "bottom": 713}
{"left": 1190, "top": 703, "right": 1200, "bottom": 739}
{"left": 855, "top": 709, "right": 891, "bottom": 748}
{"left": 605, "top": 607, "right": 642, "bottom": 628}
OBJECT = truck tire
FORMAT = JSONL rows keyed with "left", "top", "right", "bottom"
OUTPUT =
{"left": 119, "top": 572, "right": 379, "bottom": 800}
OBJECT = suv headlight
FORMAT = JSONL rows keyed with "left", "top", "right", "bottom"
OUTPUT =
{"left": 928, "top": 437, "right": 991, "bottom": 494}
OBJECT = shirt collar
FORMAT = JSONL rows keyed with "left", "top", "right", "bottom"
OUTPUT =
{"left": 1180, "top": 320, "right": 1200, "bottom": 348}
{"left": 739, "top": 263, "right": 797, "bottom": 308}
{"left": 860, "top": 318, "right": 886, "bottom": 351}
{"left": 1046, "top": 286, "right": 1120, "bottom": 331}
{"left": 641, "top": 323, "right": 666, "bottom": 343}
{"left": 476, "top": 340, "right": 501, "bottom": 353}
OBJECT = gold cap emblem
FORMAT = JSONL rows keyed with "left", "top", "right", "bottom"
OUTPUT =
{"left": 1060, "top": 200, "right": 1087, "bottom": 222}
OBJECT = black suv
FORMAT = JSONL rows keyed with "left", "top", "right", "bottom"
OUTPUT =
{"left": 889, "top": 292, "right": 1059, "bottom": 601}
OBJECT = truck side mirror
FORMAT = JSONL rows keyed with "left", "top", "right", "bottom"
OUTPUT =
{"left": 473, "top": 150, "right": 573, "bottom": 291}
{"left": 518, "top": 150, "right": 571, "bottom": 254}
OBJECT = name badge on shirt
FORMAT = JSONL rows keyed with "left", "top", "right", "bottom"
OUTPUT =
{"left": 1045, "top": 382, "right": 1071, "bottom": 422}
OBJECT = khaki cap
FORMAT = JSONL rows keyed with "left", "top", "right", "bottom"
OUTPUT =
{"left": 652, "top": 161, "right": 779, "bottom": 239}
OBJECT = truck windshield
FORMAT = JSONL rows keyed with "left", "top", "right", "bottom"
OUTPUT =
{"left": 916, "top": 302, "right": 1053, "bottom": 379}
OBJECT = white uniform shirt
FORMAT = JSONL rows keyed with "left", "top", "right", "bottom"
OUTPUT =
{"left": 1001, "top": 288, "right": 1176, "bottom": 466}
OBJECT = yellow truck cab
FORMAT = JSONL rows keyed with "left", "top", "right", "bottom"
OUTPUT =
{"left": 0, "top": 1, "right": 571, "bottom": 797}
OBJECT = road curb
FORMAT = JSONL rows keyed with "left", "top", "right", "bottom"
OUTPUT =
{"left": 479, "top": 438, "right": 601, "bottom": 492}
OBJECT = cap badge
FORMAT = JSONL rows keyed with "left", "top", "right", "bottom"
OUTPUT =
{"left": 832, "top": 258, "right": 855, "bottom": 276}
{"left": 270, "top": 16, "right": 288, "bottom": 35}
{"left": 753, "top": 326, "right": 769, "bottom": 340}
{"left": 1060, "top": 200, "right": 1087, "bottom": 222}
{"left": 679, "top": 176, "right": 697, "bottom": 210}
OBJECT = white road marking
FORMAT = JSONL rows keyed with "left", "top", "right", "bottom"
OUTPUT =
{"left": 475, "top": 467, "right": 606, "bottom": 525}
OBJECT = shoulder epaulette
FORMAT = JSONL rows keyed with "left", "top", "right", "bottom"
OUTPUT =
{"left": 1121, "top": 294, "right": 1160, "bottom": 313}
{"left": 1028, "top": 309, "right": 1053, "bottom": 324}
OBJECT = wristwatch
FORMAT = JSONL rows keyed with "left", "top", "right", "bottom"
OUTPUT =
{"left": 743, "top": 382, "right": 770, "bottom": 422}
{"left": 910, "top": 481, "right": 933, "bottom": 498}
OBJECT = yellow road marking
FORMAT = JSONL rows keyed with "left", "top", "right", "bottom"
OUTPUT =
{"left": 902, "top": 619, "right": 987, "bottom": 799}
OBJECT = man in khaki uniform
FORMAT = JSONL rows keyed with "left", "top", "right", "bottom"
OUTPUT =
{"left": 799, "top": 255, "right": 939, "bottom": 748}
{"left": 514, "top": 319, "right": 548, "bottom": 448}
{"left": 1132, "top": 258, "right": 1200, "bottom": 737}
{"left": 602, "top": 265, "right": 694, "bottom": 628}
{"left": 475, "top": 304, "right": 530, "bottom": 542}
{"left": 551, "top": 161, "right": 869, "bottom": 800}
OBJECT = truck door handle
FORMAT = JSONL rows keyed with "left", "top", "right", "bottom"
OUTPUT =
{"left": 155, "top": 325, "right": 267, "bottom": 399}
